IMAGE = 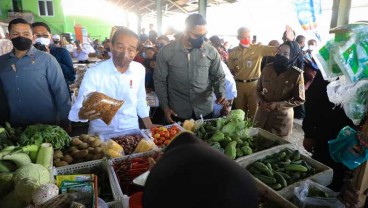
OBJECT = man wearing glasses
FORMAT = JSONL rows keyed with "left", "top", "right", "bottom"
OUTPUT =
{"left": 154, "top": 14, "right": 227, "bottom": 123}
{"left": 0, "top": 18, "right": 71, "bottom": 129}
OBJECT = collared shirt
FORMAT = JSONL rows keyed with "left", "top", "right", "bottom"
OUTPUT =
{"left": 73, "top": 47, "right": 89, "bottom": 61}
{"left": 228, "top": 44, "right": 276, "bottom": 80}
{"left": 154, "top": 40, "right": 226, "bottom": 119}
{"left": 0, "top": 46, "right": 71, "bottom": 127}
{"left": 50, "top": 46, "right": 76, "bottom": 82}
{"left": 213, "top": 61, "right": 237, "bottom": 117}
{"left": 68, "top": 58, "right": 149, "bottom": 135}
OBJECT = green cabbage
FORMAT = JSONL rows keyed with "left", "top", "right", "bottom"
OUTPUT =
{"left": 12, "top": 163, "right": 50, "bottom": 185}
{"left": 0, "top": 172, "right": 13, "bottom": 198}
{"left": 226, "top": 109, "right": 245, "bottom": 121}
{"left": 15, "top": 178, "right": 41, "bottom": 203}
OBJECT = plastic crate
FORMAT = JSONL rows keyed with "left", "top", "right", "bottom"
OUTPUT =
{"left": 238, "top": 146, "right": 333, "bottom": 200}
{"left": 56, "top": 159, "right": 122, "bottom": 208}
{"left": 108, "top": 151, "right": 160, "bottom": 207}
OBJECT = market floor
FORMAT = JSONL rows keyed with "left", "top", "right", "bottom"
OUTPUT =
{"left": 290, "top": 119, "right": 311, "bottom": 156}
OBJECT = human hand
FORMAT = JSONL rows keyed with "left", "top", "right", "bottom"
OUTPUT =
{"left": 78, "top": 107, "right": 101, "bottom": 120}
{"left": 338, "top": 176, "right": 364, "bottom": 208}
{"left": 220, "top": 106, "right": 231, "bottom": 116}
{"left": 216, "top": 97, "right": 229, "bottom": 106}
{"left": 259, "top": 100, "right": 276, "bottom": 112}
{"left": 164, "top": 108, "right": 177, "bottom": 123}
{"left": 285, "top": 25, "right": 295, "bottom": 41}
{"left": 303, "top": 137, "right": 316, "bottom": 153}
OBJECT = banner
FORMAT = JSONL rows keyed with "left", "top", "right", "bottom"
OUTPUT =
{"left": 294, "top": 0, "right": 322, "bottom": 40}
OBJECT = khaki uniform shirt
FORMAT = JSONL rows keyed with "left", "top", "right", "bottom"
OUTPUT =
{"left": 254, "top": 64, "right": 305, "bottom": 137}
{"left": 154, "top": 40, "right": 225, "bottom": 119}
{"left": 228, "top": 44, "right": 276, "bottom": 80}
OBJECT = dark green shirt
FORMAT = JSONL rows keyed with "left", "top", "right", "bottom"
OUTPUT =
{"left": 154, "top": 40, "right": 225, "bottom": 119}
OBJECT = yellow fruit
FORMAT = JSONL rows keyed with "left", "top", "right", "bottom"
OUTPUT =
{"left": 134, "top": 139, "right": 156, "bottom": 153}
{"left": 106, "top": 140, "right": 124, "bottom": 152}
{"left": 106, "top": 149, "right": 121, "bottom": 158}
{"left": 183, "top": 119, "right": 195, "bottom": 131}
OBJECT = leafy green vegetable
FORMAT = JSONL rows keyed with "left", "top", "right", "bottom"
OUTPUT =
{"left": 0, "top": 122, "right": 22, "bottom": 149}
{"left": 19, "top": 124, "right": 70, "bottom": 149}
{"left": 226, "top": 109, "right": 245, "bottom": 122}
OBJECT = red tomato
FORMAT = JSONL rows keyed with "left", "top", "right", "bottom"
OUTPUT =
{"left": 165, "top": 132, "right": 170, "bottom": 138}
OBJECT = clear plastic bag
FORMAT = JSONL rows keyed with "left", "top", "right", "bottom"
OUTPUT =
{"left": 82, "top": 92, "right": 124, "bottom": 125}
{"left": 328, "top": 126, "right": 368, "bottom": 170}
{"left": 294, "top": 180, "right": 345, "bottom": 208}
{"left": 315, "top": 40, "right": 344, "bottom": 81}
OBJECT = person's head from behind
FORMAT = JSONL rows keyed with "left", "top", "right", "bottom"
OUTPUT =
{"left": 237, "top": 27, "right": 251, "bottom": 47}
{"left": 308, "top": 39, "right": 317, "bottom": 51}
{"left": 145, "top": 47, "right": 155, "bottom": 59}
{"left": 209, "top": 35, "right": 222, "bottom": 49}
{"left": 185, "top": 13, "right": 207, "bottom": 49}
{"left": 156, "top": 35, "right": 170, "bottom": 49}
{"left": 268, "top": 40, "right": 280, "bottom": 47}
{"left": 31, "top": 22, "right": 52, "bottom": 50}
{"left": 110, "top": 27, "right": 139, "bottom": 70}
{"left": 295, "top": 35, "right": 306, "bottom": 49}
{"left": 8, "top": 18, "right": 33, "bottom": 51}
{"left": 143, "top": 132, "right": 259, "bottom": 208}
{"left": 149, "top": 24, "right": 154, "bottom": 30}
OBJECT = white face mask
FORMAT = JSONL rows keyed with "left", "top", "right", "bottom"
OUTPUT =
{"left": 35, "top": 37, "right": 50, "bottom": 46}
{"left": 308, "top": 45, "right": 316, "bottom": 51}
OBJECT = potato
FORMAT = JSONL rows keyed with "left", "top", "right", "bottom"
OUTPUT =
{"left": 80, "top": 134, "right": 89, "bottom": 141}
{"left": 92, "top": 153, "right": 104, "bottom": 160}
{"left": 100, "top": 143, "right": 107, "bottom": 150}
{"left": 85, "top": 153, "right": 94, "bottom": 161}
{"left": 71, "top": 138, "right": 83, "bottom": 146}
{"left": 91, "top": 139, "right": 102, "bottom": 147}
{"left": 88, "top": 137, "right": 96, "bottom": 143}
{"left": 62, "top": 155, "right": 73, "bottom": 164}
{"left": 53, "top": 150, "right": 63, "bottom": 159}
{"left": 55, "top": 161, "right": 69, "bottom": 167}
{"left": 78, "top": 142, "right": 89, "bottom": 149}
{"left": 54, "top": 158, "right": 61, "bottom": 163}
{"left": 70, "top": 149, "right": 80, "bottom": 157}
{"left": 88, "top": 147, "right": 95, "bottom": 152}
{"left": 93, "top": 147, "right": 102, "bottom": 154}
{"left": 68, "top": 146, "right": 79, "bottom": 153}
{"left": 73, "top": 149, "right": 89, "bottom": 158}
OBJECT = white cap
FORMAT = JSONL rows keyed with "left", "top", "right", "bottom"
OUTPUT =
{"left": 52, "top": 34, "right": 61, "bottom": 40}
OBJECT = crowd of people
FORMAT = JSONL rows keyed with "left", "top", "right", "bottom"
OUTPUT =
{"left": 0, "top": 14, "right": 367, "bottom": 207}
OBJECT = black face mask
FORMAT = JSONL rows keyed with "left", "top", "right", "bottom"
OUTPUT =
{"left": 53, "top": 40, "right": 60, "bottom": 44}
{"left": 112, "top": 50, "right": 132, "bottom": 69}
{"left": 189, "top": 36, "right": 204, "bottom": 49}
{"left": 11, "top": 36, "right": 32, "bottom": 51}
{"left": 274, "top": 54, "right": 290, "bottom": 74}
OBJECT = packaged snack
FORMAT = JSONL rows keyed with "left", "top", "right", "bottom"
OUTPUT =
{"left": 82, "top": 92, "right": 124, "bottom": 125}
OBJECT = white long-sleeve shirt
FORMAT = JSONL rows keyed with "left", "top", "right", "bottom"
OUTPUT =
{"left": 213, "top": 61, "right": 237, "bottom": 117}
{"left": 68, "top": 58, "right": 150, "bottom": 135}
{"left": 73, "top": 47, "right": 89, "bottom": 61}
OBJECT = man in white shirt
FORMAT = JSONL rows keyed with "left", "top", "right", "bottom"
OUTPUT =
{"left": 73, "top": 40, "right": 90, "bottom": 63}
{"left": 69, "top": 28, "right": 154, "bottom": 135}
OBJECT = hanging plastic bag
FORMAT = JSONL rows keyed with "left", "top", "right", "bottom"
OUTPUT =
{"left": 294, "top": 180, "right": 345, "bottom": 208}
{"left": 328, "top": 126, "right": 368, "bottom": 170}
{"left": 82, "top": 92, "right": 124, "bottom": 125}
{"left": 326, "top": 77, "right": 351, "bottom": 105}
{"left": 315, "top": 40, "right": 344, "bottom": 81}
{"left": 341, "top": 80, "right": 368, "bottom": 125}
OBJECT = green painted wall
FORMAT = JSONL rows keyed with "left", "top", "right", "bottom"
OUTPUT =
{"left": 64, "top": 15, "right": 115, "bottom": 41}
{"left": 0, "top": 0, "right": 115, "bottom": 40}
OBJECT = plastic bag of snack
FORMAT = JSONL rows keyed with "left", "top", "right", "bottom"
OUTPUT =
{"left": 82, "top": 92, "right": 124, "bottom": 125}
{"left": 102, "top": 139, "right": 124, "bottom": 158}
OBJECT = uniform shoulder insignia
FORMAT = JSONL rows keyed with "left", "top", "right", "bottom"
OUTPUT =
{"left": 292, "top": 66, "right": 304, "bottom": 73}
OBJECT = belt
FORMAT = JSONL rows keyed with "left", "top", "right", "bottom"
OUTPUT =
{"left": 235, "top": 78, "right": 259, "bottom": 83}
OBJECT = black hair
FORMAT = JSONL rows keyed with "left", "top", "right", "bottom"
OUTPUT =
{"left": 185, "top": 13, "right": 207, "bottom": 30}
{"left": 111, "top": 28, "right": 139, "bottom": 45}
{"left": 295, "top": 35, "right": 305, "bottom": 45}
{"left": 31, "top": 22, "right": 51, "bottom": 33}
{"left": 209, "top": 35, "right": 222, "bottom": 47}
{"left": 8, "top": 18, "right": 31, "bottom": 33}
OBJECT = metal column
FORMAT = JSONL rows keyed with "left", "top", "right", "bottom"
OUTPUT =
{"left": 156, "top": 0, "right": 162, "bottom": 36}
{"left": 330, "top": 0, "right": 351, "bottom": 28}
{"left": 198, "top": 0, "right": 207, "bottom": 18}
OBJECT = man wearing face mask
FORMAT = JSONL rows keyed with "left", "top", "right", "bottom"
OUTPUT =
{"left": 31, "top": 22, "right": 75, "bottom": 87}
{"left": 154, "top": 13, "right": 227, "bottom": 123}
{"left": 0, "top": 18, "right": 71, "bottom": 128}
{"left": 68, "top": 28, "right": 154, "bottom": 135}
{"left": 254, "top": 41, "right": 305, "bottom": 139}
{"left": 228, "top": 26, "right": 295, "bottom": 119}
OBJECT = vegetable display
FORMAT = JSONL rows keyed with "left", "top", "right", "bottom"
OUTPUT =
{"left": 247, "top": 149, "right": 318, "bottom": 191}
{"left": 194, "top": 109, "right": 280, "bottom": 159}
{"left": 111, "top": 135, "right": 143, "bottom": 155}
{"left": 151, "top": 125, "right": 181, "bottom": 147}
{"left": 19, "top": 124, "right": 71, "bottom": 150}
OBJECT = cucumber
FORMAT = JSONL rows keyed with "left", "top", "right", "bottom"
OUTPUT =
{"left": 266, "top": 163, "right": 273, "bottom": 172}
{"left": 263, "top": 157, "right": 279, "bottom": 163}
{"left": 278, "top": 151, "right": 286, "bottom": 160}
{"left": 291, "top": 160, "right": 303, "bottom": 165}
{"left": 269, "top": 183, "right": 282, "bottom": 190}
{"left": 254, "top": 162, "right": 273, "bottom": 177}
{"left": 254, "top": 174, "right": 277, "bottom": 185}
{"left": 274, "top": 172, "right": 287, "bottom": 188}
{"left": 292, "top": 150, "right": 301, "bottom": 161}
{"left": 248, "top": 166, "right": 261, "bottom": 175}
{"left": 301, "top": 161, "right": 312, "bottom": 171}
{"left": 278, "top": 172, "right": 291, "bottom": 180}
{"left": 285, "top": 164, "right": 308, "bottom": 172}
